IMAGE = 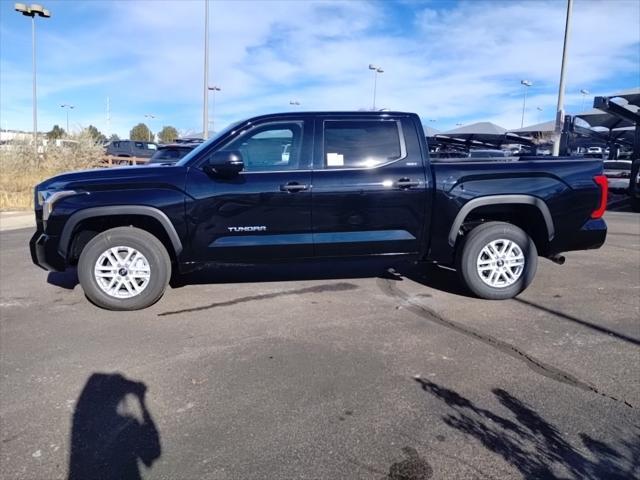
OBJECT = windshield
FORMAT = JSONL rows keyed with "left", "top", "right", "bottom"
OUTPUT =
{"left": 176, "top": 120, "right": 245, "bottom": 166}
{"left": 149, "top": 147, "right": 192, "bottom": 163}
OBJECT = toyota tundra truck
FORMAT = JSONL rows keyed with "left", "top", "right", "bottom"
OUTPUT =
{"left": 30, "top": 111, "right": 608, "bottom": 310}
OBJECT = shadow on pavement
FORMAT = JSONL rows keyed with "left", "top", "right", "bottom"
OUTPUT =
{"left": 515, "top": 297, "right": 640, "bottom": 347}
{"left": 170, "top": 258, "right": 473, "bottom": 298}
{"left": 68, "top": 373, "right": 161, "bottom": 480}
{"left": 401, "top": 264, "right": 473, "bottom": 298}
{"left": 159, "top": 281, "right": 359, "bottom": 316}
{"left": 160, "top": 260, "right": 475, "bottom": 316}
{"left": 416, "top": 378, "right": 640, "bottom": 480}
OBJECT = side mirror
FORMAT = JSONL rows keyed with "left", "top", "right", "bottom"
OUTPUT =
{"left": 204, "top": 150, "right": 244, "bottom": 176}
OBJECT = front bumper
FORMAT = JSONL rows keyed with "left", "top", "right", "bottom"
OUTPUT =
{"left": 29, "top": 231, "right": 65, "bottom": 272}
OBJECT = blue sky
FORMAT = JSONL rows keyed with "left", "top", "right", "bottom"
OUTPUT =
{"left": 1, "top": 0, "right": 638, "bottom": 138}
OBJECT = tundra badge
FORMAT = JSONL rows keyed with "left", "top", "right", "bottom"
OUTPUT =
{"left": 227, "top": 226, "right": 267, "bottom": 232}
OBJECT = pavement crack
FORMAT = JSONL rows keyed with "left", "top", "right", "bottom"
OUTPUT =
{"left": 377, "top": 277, "right": 635, "bottom": 409}
{"left": 158, "top": 282, "right": 358, "bottom": 316}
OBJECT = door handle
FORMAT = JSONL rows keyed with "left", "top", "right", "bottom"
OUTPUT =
{"left": 397, "top": 178, "right": 420, "bottom": 189}
{"left": 280, "top": 182, "right": 308, "bottom": 192}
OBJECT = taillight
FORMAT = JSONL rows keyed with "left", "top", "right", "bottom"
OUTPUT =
{"left": 591, "top": 174, "right": 608, "bottom": 219}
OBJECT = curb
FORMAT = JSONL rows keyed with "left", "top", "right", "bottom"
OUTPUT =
{"left": 0, "top": 211, "right": 35, "bottom": 232}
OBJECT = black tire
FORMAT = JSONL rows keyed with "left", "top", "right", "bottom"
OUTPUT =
{"left": 77, "top": 227, "right": 171, "bottom": 310}
{"left": 456, "top": 222, "right": 537, "bottom": 300}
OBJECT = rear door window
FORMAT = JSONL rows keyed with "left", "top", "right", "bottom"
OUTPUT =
{"left": 323, "top": 120, "right": 405, "bottom": 169}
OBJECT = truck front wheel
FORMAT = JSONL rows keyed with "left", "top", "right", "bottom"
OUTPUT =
{"left": 77, "top": 227, "right": 171, "bottom": 310}
{"left": 457, "top": 222, "right": 537, "bottom": 300}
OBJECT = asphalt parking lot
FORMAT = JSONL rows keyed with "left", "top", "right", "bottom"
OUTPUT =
{"left": 1, "top": 212, "right": 638, "bottom": 480}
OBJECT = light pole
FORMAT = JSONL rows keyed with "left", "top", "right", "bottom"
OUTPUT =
{"left": 552, "top": 0, "right": 574, "bottom": 157}
{"left": 60, "top": 104, "right": 74, "bottom": 133}
{"left": 208, "top": 85, "right": 221, "bottom": 135}
{"left": 144, "top": 114, "right": 156, "bottom": 142}
{"left": 14, "top": 3, "right": 51, "bottom": 155}
{"left": 202, "top": 0, "right": 209, "bottom": 139}
{"left": 580, "top": 89, "right": 590, "bottom": 111}
{"left": 520, "top": 80, "right": 533, "bottom": 128}
{"left": 536, "top": 106, "right": 543, "bottom": 123}
{"left": 368, "top": 64, "right": 383, "bottom": 110}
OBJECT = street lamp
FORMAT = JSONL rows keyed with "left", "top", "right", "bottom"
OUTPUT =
{"left": 368, "top": 64, "right": 384, "bottom": 110}
{"left": 580, "top": 89, "right": 590, "bottom": 111}
{"left": 144, "top": 114, "right": 156, "bottom": 142}
{"left": 536, "top": 106, "right": 543, "bottom": 123}
{"left": 60, "top": 104, "right": 74, "bottom": 133}
{"left": 520, "top": 79, "right": 533, "bottom": 128}
{"left": 202, "top": 0, "right": 209, "bottom": 139}
{"left": 552, "top": 0, "right": 574, "bottom": 157}
{"left": 14, "top": 3, "right": 51, "bottom": 155}
{"left": 208, "top": 85, "right": 221, "bottom": 135}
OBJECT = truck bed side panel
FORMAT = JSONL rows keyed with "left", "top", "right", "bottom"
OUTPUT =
{"left": 429, "top": 159, "right": 604, "bottom": 264}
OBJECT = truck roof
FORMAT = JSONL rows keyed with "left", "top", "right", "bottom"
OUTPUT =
{"left": 238, "top": 111, "right": 416, "bottom": 122}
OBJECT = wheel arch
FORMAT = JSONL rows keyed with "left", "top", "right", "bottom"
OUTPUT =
{"left": 59, "top": 206, "right": 183, "bottom": 262}
{"left": 448, "top": 195, "right": 554, "bottom": 250}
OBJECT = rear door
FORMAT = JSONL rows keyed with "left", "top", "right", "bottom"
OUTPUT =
{"left": 311, "top": 115, "right": 429, "bottom": 257}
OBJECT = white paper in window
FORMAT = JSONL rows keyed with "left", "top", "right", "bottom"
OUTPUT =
{"left": 327, "top": 153, "right": 344, "bottom": 166}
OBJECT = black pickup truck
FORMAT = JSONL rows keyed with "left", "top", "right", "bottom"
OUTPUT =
{"left": 30, "top": 111, "right": 608, "bottom": 310}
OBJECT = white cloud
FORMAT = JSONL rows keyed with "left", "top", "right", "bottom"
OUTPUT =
{"left": 0, "top": 0, "right": 638, "bottom": 136}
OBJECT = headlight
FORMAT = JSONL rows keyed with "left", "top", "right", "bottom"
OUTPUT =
{"left": 37, "top": 189, "right": 79, "bottom": 221}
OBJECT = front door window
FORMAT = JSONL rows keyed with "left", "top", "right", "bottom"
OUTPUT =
{"left": 223, "top": 122, "right": 305, "bottom": 172}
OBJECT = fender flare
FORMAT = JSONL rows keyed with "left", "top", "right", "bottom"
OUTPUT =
{"left": 448, "top": 195, "right": 555, "bottom": 247}
{"left": 58, "top": 205, "right": 183, "bottom": 258}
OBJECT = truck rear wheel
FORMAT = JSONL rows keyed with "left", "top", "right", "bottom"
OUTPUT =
{"left": 77, "top": 227, "right": 171, "bottom": 310}
{"left": 457, "top": 222, "right": 537, "bottom": 300}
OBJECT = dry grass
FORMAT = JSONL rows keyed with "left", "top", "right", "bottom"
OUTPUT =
{"left": 0, "top": 134, "right": 104, "bottom": 210}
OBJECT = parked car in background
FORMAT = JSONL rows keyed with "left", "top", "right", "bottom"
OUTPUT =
{"left": 148, "top": 143, "right": 199, "bottom": 164}
{"left": 587, "top": 146, "right": 603, "bottom": 155}
{"left": 105, "top": 140, "right": 158, "bottom": 160}
{"left": 603, "top": 160, "right": 632, "bottom": 192}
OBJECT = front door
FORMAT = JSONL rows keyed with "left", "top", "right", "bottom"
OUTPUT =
{"left": 311, "top": 116, "right": 429, "bottom": 257}
{"left": 185, "top": 119, "right": 314, "bottom": 262}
